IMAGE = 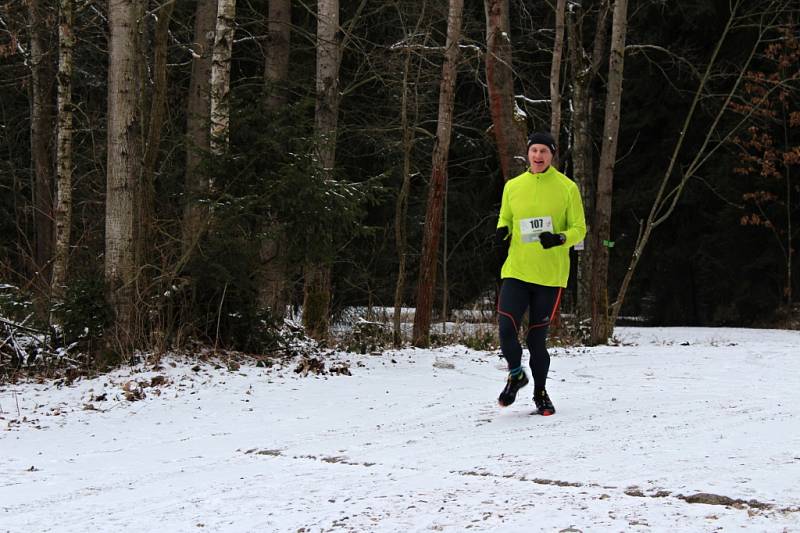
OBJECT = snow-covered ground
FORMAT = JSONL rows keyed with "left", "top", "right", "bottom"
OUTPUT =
{"left": 2, "top": 327, "right": 799, "bottom": 532}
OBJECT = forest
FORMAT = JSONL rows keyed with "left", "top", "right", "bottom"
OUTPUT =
{"left": 0, "top": 0, "right": 797, "bottom": 372}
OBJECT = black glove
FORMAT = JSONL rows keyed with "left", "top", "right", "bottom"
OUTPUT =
{"left": 494, "top": 227, "right": 510, "bottom": 279}
{"left": 539, "top": 231, "right": 565, "bottom": 249}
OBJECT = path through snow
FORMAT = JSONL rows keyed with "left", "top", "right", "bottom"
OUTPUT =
{"left": 2, "top": 327, "right": 799, "bottom": 532}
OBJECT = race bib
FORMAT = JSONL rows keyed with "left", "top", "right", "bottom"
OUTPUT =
{"left": 519, "top": 216, "right": 553, "bottom": 243}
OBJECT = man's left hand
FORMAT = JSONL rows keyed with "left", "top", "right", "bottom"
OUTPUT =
{"left": 539, "top": 231, "right": 565, "bottom": 249}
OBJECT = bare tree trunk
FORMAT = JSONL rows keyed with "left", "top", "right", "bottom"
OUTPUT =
{"left": 182, "top": 0, "right": 216, "bottom": 255}
{"left": 264, "top": 0, "right": 290, "bottom": 110}
{"left": 303, "top": 263, "right": 331, "bottom": 339}
{"left": 313, "top": 0, "right": 339, "bottom": 175}
{"left": 484, "top": 0, "right": 526, "bottom": 180}
{"left": 412, "top": 0, "right": 463, "bottom": 347}
{"left": 106, "top": 0, "right": 145, "bottom": 348}
{"left": 257, "top": 0, "right": 292, "bottom": 319}
{"left": 392, "top": 5, "right": 426, "bottom": 347}
{"left": 210, "top": 0, "right": 236, "bottom": 156}
{"left": 783, "top": 115, "right": 793, "bottom": 306}
{"left": 51, "top": 0, "right": 75, "bottom": 301}
{"left": 140, "top": 0, "right": 175, "bottom": 262}
{"left": 590, "top": 0, "right": 628, "bottom": 345}
{"left": 549, "top": 0, "right": 566, "bottom": 150}
{"left": 567, "top": 1, "right": 609, "bottom": 327}
{"left": 28, "top": 0, "right": 55, "bottom": 289}
{"left": 393, "top": 81, "right": 414, "bottom": 344}
{"left": 441, "top": 170, "right": 449, "bottom": 330}
{"left": 303, "top": 0, "right": 340, "bottom": 341}
{"left": 257, "top": 230, "right": 288, "bottom": 318}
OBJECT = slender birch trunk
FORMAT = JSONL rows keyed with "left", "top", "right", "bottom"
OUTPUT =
{"left": 313, "top": 0, "right": 339, "bottom": 175}
{"left": 210, "top": 0, "right": 236, "bottom": 157}
{"left": 106, "top": 0, "right": 145, "bottom": 346}
{"left": 51, "top": 0, "right": 75, "bottom": 301}
{"left": 303, "top": 0, "right": 340, "bottom": 340}
{"left": 484, "top": 0, "right": 526, "bottom": 181}
{"left": 301, "top": 0, "right": 368, "bottom": 339}
{"left": 412, "top": 0, "right": 464, "bottom": 347}
{"left": 590, "top": 0, "right": 628, "bottom": 345}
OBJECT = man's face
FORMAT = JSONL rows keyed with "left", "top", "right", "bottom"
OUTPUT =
{"left": 528, "top": 144, "right": 553, "bottom": 174}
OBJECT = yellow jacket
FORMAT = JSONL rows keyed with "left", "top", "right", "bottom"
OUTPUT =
{"left": 497, "top": 166, "right": 587, "bottom": 287}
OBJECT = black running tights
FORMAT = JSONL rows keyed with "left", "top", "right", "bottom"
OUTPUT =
{"left": 497, "top": 278, "right": 562, "bottom": 392}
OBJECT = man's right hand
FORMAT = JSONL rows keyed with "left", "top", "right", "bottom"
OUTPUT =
{"left": 494, "top": 227, "right": 510, "bottom": 279}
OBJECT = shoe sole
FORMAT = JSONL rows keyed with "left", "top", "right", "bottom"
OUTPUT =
{"left": 498, "top": 396, "right": 520, "bottom": 407}
{"left": 498, "top": 378, "right": 529, "bottom": 407}
{"left": 536, "top": 405, "right": 555, "bottom": 415}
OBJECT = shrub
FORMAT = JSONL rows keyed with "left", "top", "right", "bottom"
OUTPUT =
{"left": 51, "top": 275, "right": 111, "bottom": 350}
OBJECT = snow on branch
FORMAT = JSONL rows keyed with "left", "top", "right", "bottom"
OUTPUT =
{"left": 515, "top": 95, "right": 550, "bottom": 105}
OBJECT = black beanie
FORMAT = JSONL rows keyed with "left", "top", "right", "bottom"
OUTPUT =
{"left": 527, "top": 132, "right": 556, "bottom": 154}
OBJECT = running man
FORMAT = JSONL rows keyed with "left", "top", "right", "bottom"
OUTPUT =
{"left": 494, "top": 131, "right": 586, "bottom": 415}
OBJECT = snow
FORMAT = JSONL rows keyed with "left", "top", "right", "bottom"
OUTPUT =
{"left": 2, "top": 327, "right": 799, "bottom": 532}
